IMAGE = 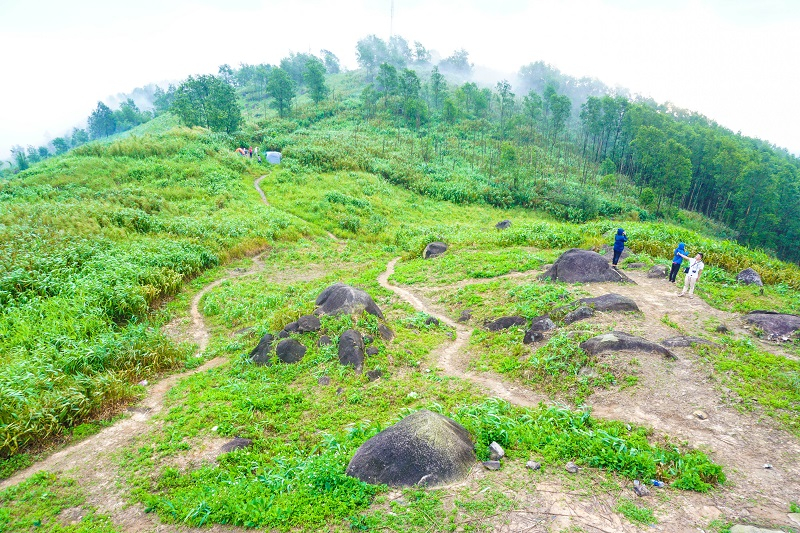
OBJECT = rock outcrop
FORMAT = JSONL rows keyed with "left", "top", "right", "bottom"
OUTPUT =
{"left": 495, "top": 220, "right": 511, "bottom": 230}
{"left": 423, "top": 242, "right": 448, "bottom": 259}
{"left": 486, "top": 316, "right": 527, "bottom": 331}
{"left": 315, "top": 283, "right": 384, "bottom": 318}
{"left": 736, "top": 268, "right": 763, "bottom": 286}
{"left": 580, "top": 331, "right": 676, "bottom": 360}
{"left": 540, "top": 249, "right": 633, "bottom": 283}
{"left": 346, "top": 410, "right": 476, "bottom": 487}
{"left": 276, "top": 339, "right": 307, "bottom": 363}
{"left": 338, "top": 329, "right": 366, "bottom": 371}
{"left": 647, "top": 265, "right": 669, "bottom": 278}
{"left": 743, "top": 311, "right": 800, "bottom": 340}
{"left": 249, "top": 333, "right": 274, "bottom": 365}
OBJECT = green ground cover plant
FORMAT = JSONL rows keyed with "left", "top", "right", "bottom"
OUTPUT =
{"left": 615, "top": 498, "right": 657, "bottom": 525}
{"left": 0, "top": 471, "right": 119, "bottom": 532}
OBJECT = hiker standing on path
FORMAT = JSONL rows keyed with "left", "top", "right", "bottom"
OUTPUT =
{"left": 669, "top": 242, "right": 688, "bottom": 283}
{"left": 677, "top": 252, "right": 704, "bottom": 298}
{"left": 612, "top": 228, "right": 627, "bottom": 268}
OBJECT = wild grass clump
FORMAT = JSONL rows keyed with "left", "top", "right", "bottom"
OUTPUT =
{"left": 450, "top": 398, "right": 724, "bottom": 492}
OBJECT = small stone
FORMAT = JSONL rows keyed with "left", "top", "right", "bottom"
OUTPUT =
{"left": 336, "top": 387, "right": 344, "bottom": 395}
{"left": 318, "top": 335, "right": 333, "bottom": 346}
{"left": 366, "top": 369, "right": 383, "bottom": 382}
{"left": 523, "top": 330, "right": 544, "bottom": 344}
{"left": 565, "top": 461, "right": 579, "bottom": 474}
{"left": 318, "top": 376, "right": 331, "bottom": 386}
{"left": 482, "top": 460, "right": 502, "bottom": 471}
{"left": 424, "top": 316, "right": 440, "bottom": 327}
{"left": 632, "top": 479, "right": 650, "bottom": 497}
{"left": 283, "top": 321, "right": 300, "bottom": 333}
{"left": 138, "top": 380, "right": 148, "bottom": 386}
{"left": 458, "top": 310, "right": 472, "bottom": 323}
{"left": 763, "top": 463, "right": 772, "bottom": 469}
{"left": 220, "top": 437, "right": 252, "bottom": 453}
{"left": 211, "top": 425, "right": 218, "bottom": 432}
{"left": 366, "top": 347, "right": 379, "bottom": 356}
{"left": 489, "top": 442, "right": 505, "bottom": 460}
{"left": 526, "top": 461, "right": 541, "bottom": 471}
{"left": 277, "top": 329, "right": 290, "bottom": 338}
{"left": 297, "top": 314, "right": 321, "bottom": 332}
{"left": 693, "top": 410, "right": 708, "bottom": 420}
{"left": 716, "top": 324, "right": 730, "bottom": 333}
{"left": 378, "top": 324, "right": 395, "bottom": 341}
{"left": 364, "top": 335, "right": 374, "bottom": 344}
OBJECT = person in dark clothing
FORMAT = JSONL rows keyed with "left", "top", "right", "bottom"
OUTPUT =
{"left": 612, "top": 228, "right": 627, "bottom": 268}
{"left": 669, "top": 242, "right": 687, "bottom": 283}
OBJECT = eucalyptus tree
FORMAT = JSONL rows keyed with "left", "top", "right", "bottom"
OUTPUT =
{"left": 266, "top": 68, "right": 296, "bottom": 118}
{"left": 304, "top": 57, "right": 329, "bottom": 104}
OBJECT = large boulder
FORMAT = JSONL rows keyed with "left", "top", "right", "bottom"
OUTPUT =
{"left": 743, "top": 311, "right": 800, "bottom": 340}
{"left": 736, "top": 268, "right": 763, "bottom": 287}
{"left": 495, "top": 220, "right": 512, "bottom": 230}
{"left": 485, "top": 316, "right": 527, "bottom": 331}
{"left": 315, "top": 283, "right": 384, "bottom": 319}
{"left": 276, "top": 339, "right": 307, "bottom": 363}
{"left": 578, "top": 293, "right": 640, "bottom": 313}
{"left": 338, "top": 329, "right": 365, "bottom": 371}
{"left": 580, "top": 331, "right": 676, "bottom": 360}
{"left": 249, "top": 333, "right": 274, "bottom": 365}
{"left": 539, "top": 249, "right": 633, "bottom": 283}
{"left": 346, "top": 410, "right": 476, "bottom": 487}
{"left": 648, "top": 265, "right": 669, "bottom": 278}
{"left": 423, "top": 242, "right": 448, "bottom": 259}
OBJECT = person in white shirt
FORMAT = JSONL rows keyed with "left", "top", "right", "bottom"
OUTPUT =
{"left": 676, "top": 252, "right": 704, "bottom": 298}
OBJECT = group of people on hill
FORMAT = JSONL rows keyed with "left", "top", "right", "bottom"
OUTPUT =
{"left": 235, "top": 146, "right": 262, "bottom": 163}
{"left": 612, "top": 228, "right": 705, "bottom": 298}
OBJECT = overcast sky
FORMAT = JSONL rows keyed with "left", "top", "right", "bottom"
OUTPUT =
{"left": 1, "top": 0, "right": 799, "bottom": 161}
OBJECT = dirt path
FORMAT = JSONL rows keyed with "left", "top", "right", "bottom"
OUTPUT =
{"left": 378, "top": 258, "right": 800, "bottom": 530}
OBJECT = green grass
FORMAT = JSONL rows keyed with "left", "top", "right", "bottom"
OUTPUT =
{"left": 615, "top": 498, "right": 657, "bottom": 525}
{"left": 700, "top": 338, "right": 800, "bottom": 436}
{"left": 0, "top": 471, "right": 120, "bottom": 532}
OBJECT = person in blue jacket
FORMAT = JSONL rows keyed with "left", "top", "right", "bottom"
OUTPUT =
{"left": 612, "top": 228, "right": 627, "bottom": 268}
{"left": 669, "top": 242, "right": 687, "bottom": 283}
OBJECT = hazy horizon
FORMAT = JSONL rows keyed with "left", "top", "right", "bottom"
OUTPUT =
{"left": 2, "top": 0, "right": 799, "bottom": 161}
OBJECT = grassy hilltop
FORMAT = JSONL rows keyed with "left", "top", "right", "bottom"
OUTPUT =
{"left": 1, "top": 47, "right": 800, "bottom": 531}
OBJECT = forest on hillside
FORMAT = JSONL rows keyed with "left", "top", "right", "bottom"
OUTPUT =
{"left": 6, "top": 34, "right": 799, "bottom": 263}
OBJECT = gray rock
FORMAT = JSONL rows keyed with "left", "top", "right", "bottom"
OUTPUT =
{"left": 318, "top": 335, "right": 333, "bottom": 347}
{"left": 737, "top": 268, "right": 763, "bottom": 286}
{"left": 486, "top": 316, "right": 527, "bottom": 331}
{"left": 297, "top": 314, "right": 321, "bottom": 333}
{"left": 661, "top": 336, "right": 716, "bottom": 348}
{"left": 526, "top": 461, "right": 541, "bottom": 471}
{"left": 458, "top": 310, "right": 472, "bottom": 323}
{"left": 562, "top": 306, "right": 595, "bottom": 325}
{"left": 580, "top": 331, "right": 676, "bottom": 360}
{"left": 578, "top": 293, "right": 640, "bottom": 313}
{"left": 366, "top": 369, "right": 383, "bottom": 382}
{"left": 364, "top": 335, "right": 374, "bottom": 344}
{"left": 277, "top": 329, "right": 290, "bottom": 338}
{"left": 495, "top": 219, "right": 512, "bottom": 230}
{"left": 338, "top": 329, "right": 365, "bottom": 372}
{"left": 540, "top": 249, "right": 634, "bottom": 283}
{"left": 715, "top": 324, "right": 730, "bottom": 334}
{"left": 423, "top": 242, "right": 448, "bottom": 259}
{"left": 626, "top": 262, "right": 646, "bottom": 269}
{"left": 523, "top": 330, "right": 544, "bottom": 344}
{"left": 378, "top": 324, "right": 395, "bottom": 341}
{"left": 489, "top": 442, "right": 505, "bottom": 460}
{"left": 482, "top": 460, "right": 502, "bottom": 471}
{"left": 693, "top": 410, "right": 709, "bottom": 420}
{"left": 336, "top": 387, "right": 344, "bottom": 395}
{"left": 743, "top": 311, "right": 800, "bottom": 340}
{"left": 315, "top": 283, "right": 384, "bottom": 319}
{"left": 283, "top": 321, "right": 300, "bottom": 333}
{"left": 528, "top": 315, "right": 556, "bottom": 332}
{"left": 317, "top": 376, "right": 331, "bottom": 386}
{"left": 789, "top": 514, "right": 800, "bottom": 526}
{"left": 565, "top": 461, "right": 579, "bottom": 473}
{"left": 249, "top": 333, "right": 274, "bottom": 365}
{"left": 632, "top": 480, "right": 650, "bottom": 497}
{"left": 220, "top": 437, "right": 252, "bottom": 453}
{"left": 276, "top": 339, "right": 307, "bottom": 363}
{"left": 424, "top": 316, "right": 440, "bottom": 327}
{"left": 346, "top": 409, "right": 476, "bottom": 487}
{"left": 366, "top": 347, "right": 379, "bottom": 356}
{"left": 647, "top": 264, "right": 669, "bottom": 278}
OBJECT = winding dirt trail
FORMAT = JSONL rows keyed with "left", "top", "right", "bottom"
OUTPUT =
{"left": 378, "top": 258, "right": 800, "bottom": 530}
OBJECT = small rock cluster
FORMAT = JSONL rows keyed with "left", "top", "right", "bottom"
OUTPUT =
{"left": 248, "top": 283, "right": 394, "bottom": 375}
